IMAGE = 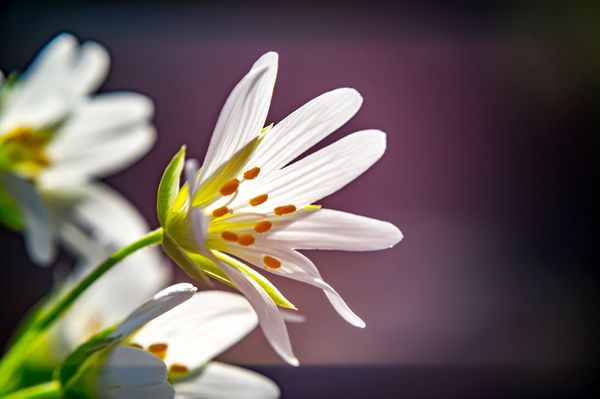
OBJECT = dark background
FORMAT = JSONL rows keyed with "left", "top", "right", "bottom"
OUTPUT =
{"left": 0, "top": 0, "right": 597, "bottom": 395}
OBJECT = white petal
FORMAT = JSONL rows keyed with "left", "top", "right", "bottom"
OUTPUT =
{"left": 221, "top": 242, "right": 364, "bottom": 327}
{"left": 212, "top": 254, "right": 298, "bottom": 366}
{"left": 199, "top": 52, "right": 278, "bottom": 184}
{"left": 132, "top": 291, "right": 257, "bottom": 370}
{"left": 234, "top": 130, "right": 387, "bottom": 213}
{"left": 97, "top": 346, "right": 174, "bottom": 399}
{"left": 247, "top": 88, "right": 362, "bottom": 176}
{"left": 113, "top": 284, "right": 197, "bottom": 339}
{"left": 0, "top": 171, "right": 55, "bottom": 265}
{"left": 267, "top": 208, "right": 402, "bottom": 251}
{"left": 175, "top": 362, "right": 280, "bottom": 399}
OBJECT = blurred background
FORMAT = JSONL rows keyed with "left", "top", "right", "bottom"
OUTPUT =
{"left": 0, "top": 0, "right": 596, "bottom": 377}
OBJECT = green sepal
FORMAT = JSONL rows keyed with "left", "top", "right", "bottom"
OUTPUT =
{"left": 56, "top": 326, "right": 118, "bottom": 387}
{"left": 162, "top": 231, "right": 212, "bottom": 285}
{"left": 0, "top": 182, "right": 23, "bottom": 231}
{"left": 157, "top": 145, "right": 186, "bottom": 227}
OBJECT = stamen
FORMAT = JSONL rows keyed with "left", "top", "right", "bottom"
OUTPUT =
{"left": 212, "top": 206, "right": 229, "bottom": 218}
{"left": 221, "top": 231, "right": 239, "bottom": 241}
{"left": 250, "top": 194, "right": 268, "bottom": 206}
{"left": 238, "top": 234, "right": 255, "bottom": 246}
{"left": 243, "top": 167, "right": 261, "bottom": 180}
{"left": 274, "top": 205, "right": 296, "bottom": 215}
{"left": 148, "top": 343, "right": 168, "bottom": 360}
{"left": 220, "top": 178, "right": 240, "bottom": 196}
{"left": 264, "top": 255, "right": 282, "bottom": 269}
{"left": 128, "top": 343, "right": 143, "bottom": 350}
{"left": 169, "top": 363, "right": 189, "bottom": 375}
{"left": 254, "top": 221, "right": 272, "bottom": 233}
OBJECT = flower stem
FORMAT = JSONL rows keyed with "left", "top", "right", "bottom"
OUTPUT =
{"left": 0, "top": 228, "right": 164, "bottom": 394}
{"left": 0, "top": 382, "right": 61, "bottom": 399}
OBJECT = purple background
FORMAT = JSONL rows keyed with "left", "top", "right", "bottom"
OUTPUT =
{"left": 0, "top": 1, "right": 596, "bottom": 367}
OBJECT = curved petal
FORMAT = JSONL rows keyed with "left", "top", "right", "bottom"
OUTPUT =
{"left": 211, "top": 253, "right": 298, "bottom": 366}
{"left": 113, "top": 284, "right": 197, "bottom": 339}
{"left": 246, "top": 88, "right": 362, "bottom": 176}
{"left": 97, "top": 346, "right": 174, "bottom": 399}
{"left": 175, "top": 362, "right": 280, "bottom": 399}
{"left": 199, "top": 52, "right": 278, "bottom": 184}
{"left": 131, "top": 291, "right": 257, "bottom": 370}
{"left": 266, "top": 208, "right": 402, "bottom": 251}
{"left": 232, "top": 130, "right": 387, "bottom": 213}
{"left": 0, "top": 171, "right": 55, "bottom": 265}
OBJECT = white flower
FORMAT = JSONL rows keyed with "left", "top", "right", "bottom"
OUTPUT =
{"left": 65, "top": 285, "right": 279, "bottom": 399}
{"left": 158, "top": 52, "right": 403, "bottom": 365}
{"left": 0, "top": 33, "right": 155, "bottom": 265}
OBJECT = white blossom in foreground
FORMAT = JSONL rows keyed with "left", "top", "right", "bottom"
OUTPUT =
{"left": 64, "top": 285, "right": 279, "bottom": 399}
{"left": 0, "top": 33, "right": 155, "bottom": 265}
{"left": 158, "top": 52, "right": 403, "bottom": 365}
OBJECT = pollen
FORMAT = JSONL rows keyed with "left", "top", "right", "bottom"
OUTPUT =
{"left": 249, "top": 194, "right": 268, "bottom": 206}
{"left": 169, "top": 363, "right": 189, "bottom": 375}
{"left": 212, "top": 206, "right": 229, "bottom": 217}
{"left": 148, "top": 343, "right": 168, "bottom": 360}
{"left": 221, "top": 231, "right": 239, "bottom": 241}
{"left": 219, "top": 178, "right": 240, "bottom": 196}
{"left": 274, "top": 205, "right": 296, "bottom": 215}
{"left": 243, "top": 167, "right": 261, "bottom": 180}
{"left": 264, "top": 255, "right": 282, "bottom": 269}
{"left": 238, "top": 234, "right": 255, "bottom": 246}
{"left": 254, "top": 221, "right": 272, "bottom": 233}
{"left": 128, "top": 343, "right": 143, "bottom": 350}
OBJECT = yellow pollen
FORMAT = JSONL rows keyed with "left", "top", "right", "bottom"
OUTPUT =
{"left": 243, "top": 167, "right": 261, "bottom": 180}
{"left": 254, "top": 221, "right": 272, "bottom": 233}
{"left": 212, "top": 206, "right": 229, "bottom": 217}
{"left": 221, "top": 231, "right": 239, "bottom": 241}
{"left": 169, "top": 363, "right": 189, "bottom": 375}
{"left": 249, "top": 194, "right": 268, "bottom": 206}
{"left": 238, "top": 234, "right": 255, "bottom": 246}
{"left": 274, "top": 205, "right": 296, "bottom": 215}
{"left": 128, "top": 343, "right": 144, "bottom": 350}
{"left": 264, "top": 256, "right": 282, "bottom": 269}
{"left": 219, "top": 178, "right": 240, "bottom": 196}
{"left": 148, "top": 343, "right": 168, "bottom": 360}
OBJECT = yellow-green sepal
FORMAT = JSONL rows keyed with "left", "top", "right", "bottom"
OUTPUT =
{"left": 157, "top": 146, "right": 186, "bottom": 227}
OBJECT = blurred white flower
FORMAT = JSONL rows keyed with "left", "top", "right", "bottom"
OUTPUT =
{"left": 158, "top": 52, "right": 403, "bottom": 365}
{"left": 0, "top": 33, "right": 156, "bottom": 265}
{"left": 65, "top": 284, "right": 279, "bottom": 399}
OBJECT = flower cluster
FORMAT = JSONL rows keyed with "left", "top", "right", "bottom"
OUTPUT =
{"left": 0, "top": 34, "right": 402, "bottom": 398}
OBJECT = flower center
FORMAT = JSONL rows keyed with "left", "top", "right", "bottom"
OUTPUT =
{"left": 0, "top": 126, "right": 51, "bottom": 178}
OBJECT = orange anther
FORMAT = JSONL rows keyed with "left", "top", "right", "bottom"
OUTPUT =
{"left": 212, "top": 206, "right": 229, "bottom": 217}
{"left": 243, "top": 167, "right": 261, "bottom": 180}
{"left": 219, "top": 178, "right": 240, "bottom": 196}
{"left": 148, "top": 343, "right": 168, "bottom": 360}
{"left": 221, "top": 231, "right": 239, "bottom": 241}
{"left": 274, "top": 205, "right": 296, "bottom": 215}
{"left": 129, "top": 343, "right": 143, "bottom": 350}
{"left": 238, "top": 234, "right": 255, "bottom": 246}
{"left": 169, "top": 363, "right": 189, "bottom": 374}
{"left": 249, "top": 194, "right": 268, "bottom": 206}
{"left": 254, "top": 221, "right": 272, "bottom": 233}
{"left": 264, "top": 255, "right": 282, "bottom": 269}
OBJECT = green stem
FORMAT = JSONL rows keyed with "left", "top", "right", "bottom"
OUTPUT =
{"left": 0, "top": 228, "right": 164, "bottom": 393}
{"left": 0, "top": 382, "right": 61, "bottom": 399}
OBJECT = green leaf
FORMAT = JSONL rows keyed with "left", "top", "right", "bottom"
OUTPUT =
{"left": 56, "top": 327, "right": 118, "bottom": 386}
{"left": 157, "top": 146, "right": 186, "bottom": 227}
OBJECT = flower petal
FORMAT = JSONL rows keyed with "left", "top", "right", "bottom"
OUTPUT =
{"left": 247, "top": 88, "right": 362, "bottom": 176}
{"left": 267, "top": 208, "right": 402, "bottom": 251}
{"left": 131, "top": 291, "right": 257, "bottom": 370}
{"left": 175, "top": 362, "right": 280, "bottom": 399}
{"left": 234, "top": 130, "right": 387, "bottom": 212}
{"left": 211, "top": 254, "right": 298, "bottom": 366}
{"left": 113, "top": 284, "right": 197, "bottom": 339}
{"left": 199, "top": 52, "right": 278, "bottom": 184}
{"left": 97, "top": 346, "right": 174, "bottom": 399}
{"left": 0, "top": 171, "right": 55, "bottom": 265}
